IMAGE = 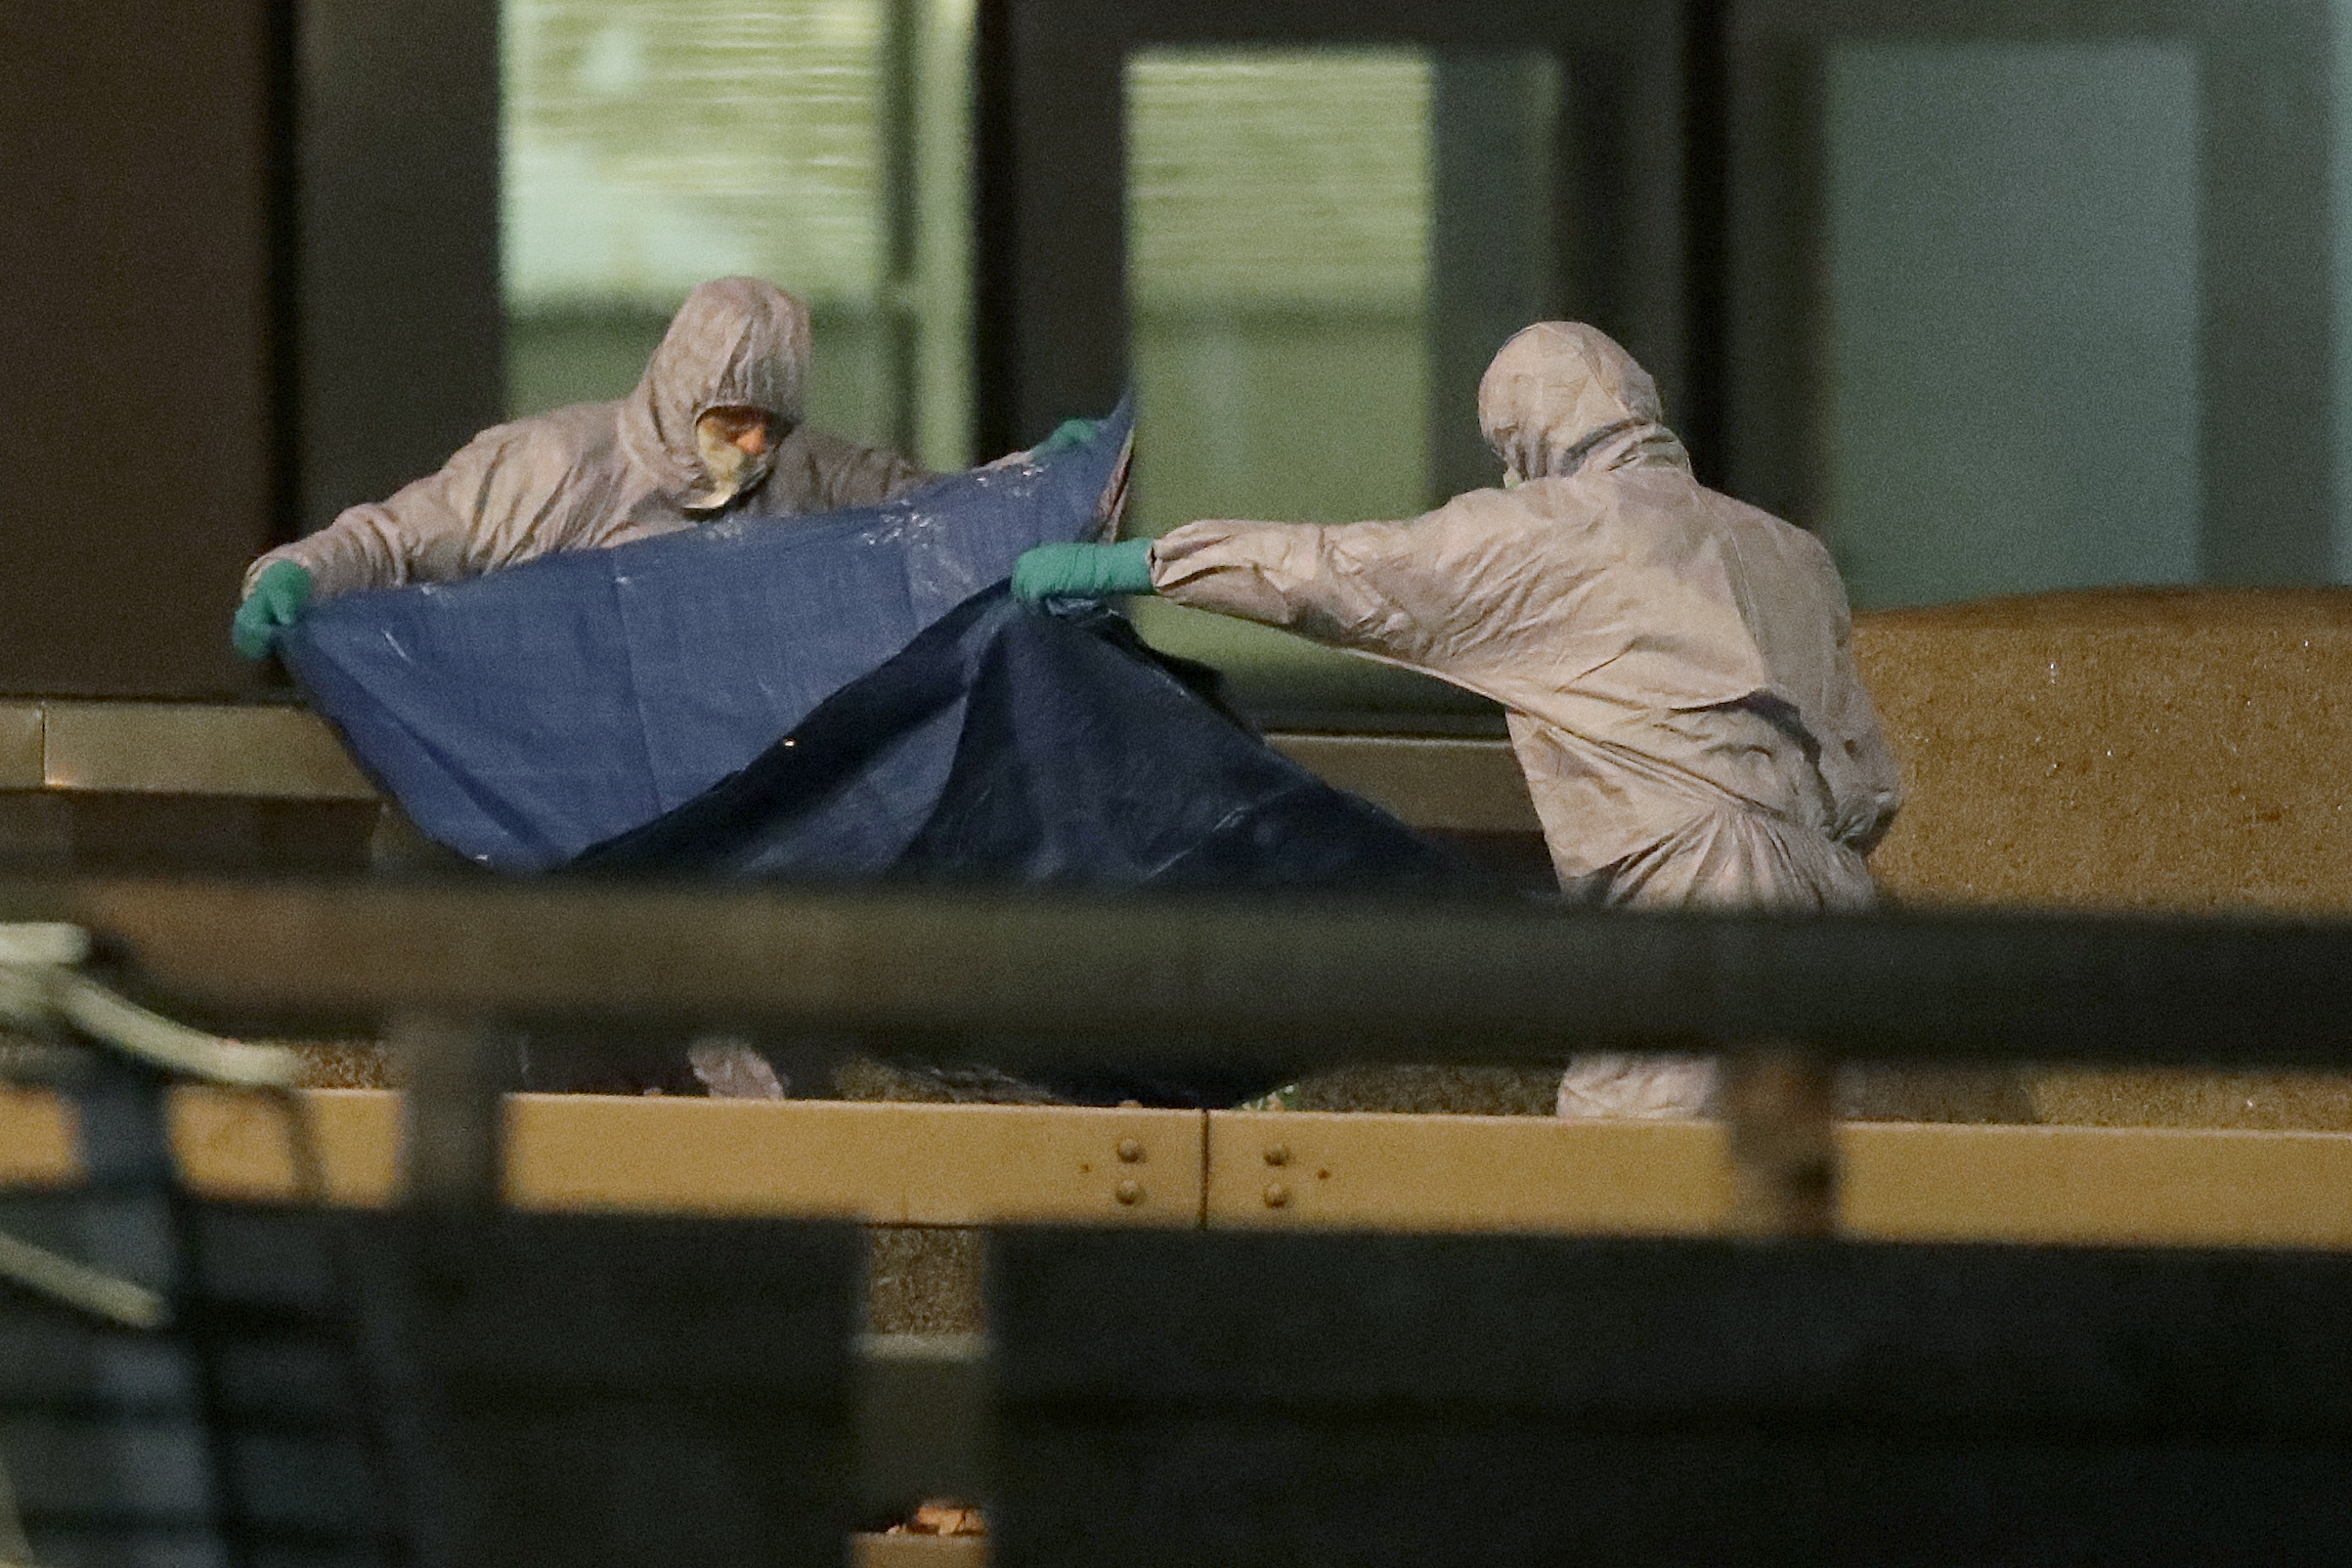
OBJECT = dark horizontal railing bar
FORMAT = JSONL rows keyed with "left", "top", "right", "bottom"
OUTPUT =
{"left": 14, "top": 1508, "right": 358, "bottom": 1538}
{"left": 7, "top": 875, "right": 2352, "bottom": 1070}
{"left": 0, "top": 1393, "right": 353, "bottom": 1430}
{"left": 1024, "top": 0, "right": 1658, "bottom": 48}
{"left": 989, "top": 1230, "right": 2352, "bottom": 1566}
{"left": 996, "top": 1231, "right": 2352, "bottom": 1422}
{"left": 11, "top": 1511, "right": 220, "bottom": 1537}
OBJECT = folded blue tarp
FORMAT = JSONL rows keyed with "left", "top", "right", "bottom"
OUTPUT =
{"left": 283, "top": 409, "right": 1132, "bottom": 870}
{"left": 566, "top": 588, "right": 1479, "bottom": 1107}
{"left": 570, "top": 588, "right": 1479, "bottom": 893}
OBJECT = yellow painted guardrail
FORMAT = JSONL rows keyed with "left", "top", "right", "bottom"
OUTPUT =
{"left": 9, "top": 1088, "right": 2352, "bottom": 1249}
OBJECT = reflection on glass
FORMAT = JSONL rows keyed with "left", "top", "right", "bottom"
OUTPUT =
{"left": 1823, "top": 40, "right": 2200, "bottom": 609}
{"left": 501, "top": 0, "right": 971, "bottom": 463}
{"left": 1127, "top": 50, "right": 1431, "bottom": 531}
{"left": 1125, "top": 48, "right": 1496, "bottom": 722}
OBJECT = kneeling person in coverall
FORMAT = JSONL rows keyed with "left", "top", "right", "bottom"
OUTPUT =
{"left": 1014, "top": 322, "right": 1901, "bottom": 1119}
{"left": 234, "top": 276, "right": 932, "bottom": 657}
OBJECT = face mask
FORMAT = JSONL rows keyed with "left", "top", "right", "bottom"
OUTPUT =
{"left": 685, "top": 414, "right": 777, "bottom": 511}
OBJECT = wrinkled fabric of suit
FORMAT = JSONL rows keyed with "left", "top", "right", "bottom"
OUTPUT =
{"left": 1142, "top": 324, "right": 1902, "bottom": 1117}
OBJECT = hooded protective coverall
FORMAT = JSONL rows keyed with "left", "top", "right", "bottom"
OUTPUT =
{"left": 242, "top": 277, "right": 930, "bottom": 600}
{"left": 1142, "top": 323, "right": 1902, "bottom": 1117}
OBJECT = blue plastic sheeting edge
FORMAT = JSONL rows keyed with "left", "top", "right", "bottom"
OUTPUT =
{"left": 569, "top": 588, "right": 1482, "bottom": 893}
{"left": 284, "top": 405, "right": 1132, "bottom": 870}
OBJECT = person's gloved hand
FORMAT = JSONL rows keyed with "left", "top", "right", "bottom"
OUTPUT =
{"left": 1035, "top": 416, "right": 1101, "bottom": 455}
{"left": 231, "top": 561, "right": 315, "bottom": 660}
{"left": 981, "top": 417, "right": 1106, "bottom": 471}
{"left": 1012, "top": 538, "right": 1156, "bottom": 602}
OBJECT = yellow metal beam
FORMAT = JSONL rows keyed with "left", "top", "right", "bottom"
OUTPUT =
{"left": 1840, "top": 1120, "right": 2352, "bottom": 1249}
{"left": 1204, "top": 1110, "right": 1728, "bottom": 1235}
{"left": 12, "top": 1089, "right": 2352, "bottom": 1249}
{"left": 1202, "top": 1111, "right": 2352, "bottom": 1250}
{"left": 0, "top": 705, "right": 41, "bottom": 790}
{"left": 0, "top": 1087, "right": 76, "bottom": 1187}
{"left": 1, "top": 1089, "right": 1202, "bottom": 1226}
{"left": 38, "top": 702, "right": 375, "bottom": 800}
{"left": 505, "top": 1096, "right": 1202, "bottom": 1226}
{"left": 852, "top": 1535, "right": 986, "bottom": 1568}
{"left": 0, "top": 698, "right": 1527, "bottom": 832}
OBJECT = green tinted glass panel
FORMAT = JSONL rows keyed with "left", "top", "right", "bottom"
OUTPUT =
{"left": 501, "top": 0, "right": 903, "bottom": 445}
{"left": 1823, "top": 40, "right": 2200, "bottom": 608}
{"left": 1125, "top": 49, "right": 1494, "bottom": 723}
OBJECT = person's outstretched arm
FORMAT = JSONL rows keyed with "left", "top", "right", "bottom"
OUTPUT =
{"left": 239, "top": 422, "right": 536, "bottom": 602}
{"left": 799, "top": 428, "right": 935, "bottom": 511}
{"left": 1154, "top": 494, "right": 1543, "bottom": 675}
{"left": 1012, "top": 514, "right": 1439, "bottom": 660}
{"left": 231, "top": 465, "right": 473, "bottom": 659}
{"left": 230, "top": 421, "right": 578, "bottom": 657}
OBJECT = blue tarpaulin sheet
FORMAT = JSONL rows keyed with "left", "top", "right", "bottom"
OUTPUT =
{"left": 283, "top": 408, "right": 1133, "bottom": 870}
{"left": 570, "top": 588, "right": 1478, "bottom": 892}
{"left": 564, "top": 588, "right": 1476, "bottom": 1106}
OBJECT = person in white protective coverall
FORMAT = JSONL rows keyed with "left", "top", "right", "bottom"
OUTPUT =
{"left": 232, "top": 276, "right": 933, "bottom": 657}
{"left": 1012, "top": 322, "right": 1902, "bottom": 1119}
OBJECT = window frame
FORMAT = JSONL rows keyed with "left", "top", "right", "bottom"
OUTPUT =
{"left": 1725, "top": 0, "right": 2337, "bottom": 584}
{"left": 972, "top": 0, "right": 1695, "bottom": 466}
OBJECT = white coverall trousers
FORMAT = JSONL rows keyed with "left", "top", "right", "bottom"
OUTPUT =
{"left": 1553, "top": 774, "right": 1877, "bottom": 1119}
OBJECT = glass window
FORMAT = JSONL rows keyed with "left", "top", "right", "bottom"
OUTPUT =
{"left": 1820, "top": 39, "right": 2202, "bottom": 608}
{"left": 501, "top": 0, "right": 970, "bottom": 465}
{"left": 1123, "top": 48, "right": 1509, "bottom": 724}
{"left": 1126, "top": 51, "right": 1432, "bottom": 533}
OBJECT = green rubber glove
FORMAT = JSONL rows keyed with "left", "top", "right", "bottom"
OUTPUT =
{"left": 1012, "top": 539, "right": 1156, "bottom": 603}
{"left": 231, "top": 561, "right": 315, "bottom": 660}
{"left": 1035, "top": 416, "right": 1101, "bottom": 455}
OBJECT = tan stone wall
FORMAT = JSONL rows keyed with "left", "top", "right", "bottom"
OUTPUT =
{"left": 1854, "top": 587, "right": 2352, "bottom": 913}
{"left": 1853, "top": 587, "right": 2352, "bottom": 1128}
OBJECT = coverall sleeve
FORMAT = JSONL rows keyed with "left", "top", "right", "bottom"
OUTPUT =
{"left": 808, "top": 437, "right": 933, "bottom": 510}
{"left": 1148, "top": 518, "right": 1425, "bottom": 651}
{"left": 1149, "top": 491, "right": 1545, "bottom": 675}
{"left": 240, "top": 424, "right": 545, "bottom": 600}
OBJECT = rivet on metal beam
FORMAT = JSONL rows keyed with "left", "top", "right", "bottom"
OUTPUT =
{"left": 1113, "top": 1180, "right": 1143, "bottom": 1206}
{"left": 1263, "top": 1143, "right": 1291, "bottom": 1167}
{"left": 1116, "top": 1139, "right": 1144, "bottom": 1163}
{"left": 1263, "top": 1182, "right": 1292, "bottom": 1209}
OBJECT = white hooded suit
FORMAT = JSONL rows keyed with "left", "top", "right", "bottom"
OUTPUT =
{"left": 1145, "top": 323, "right": 1901, "bottom": 1115}
{"left": 245, "top": 278, "right": 930, "bottom": 599}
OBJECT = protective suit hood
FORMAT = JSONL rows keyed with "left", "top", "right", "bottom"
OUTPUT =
{"left": 245, "top": 273, "right": 930, "bottom": 601}
{"left": 1477, "top": 321, "right": 1689, "bottom": 481}
{"left": 619, "top": 276, "right": 812, "bottom": 507}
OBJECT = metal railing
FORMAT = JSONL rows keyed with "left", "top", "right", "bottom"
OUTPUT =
{"left": 8, "top": 876, "right": 2352, "bottom": 1564}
